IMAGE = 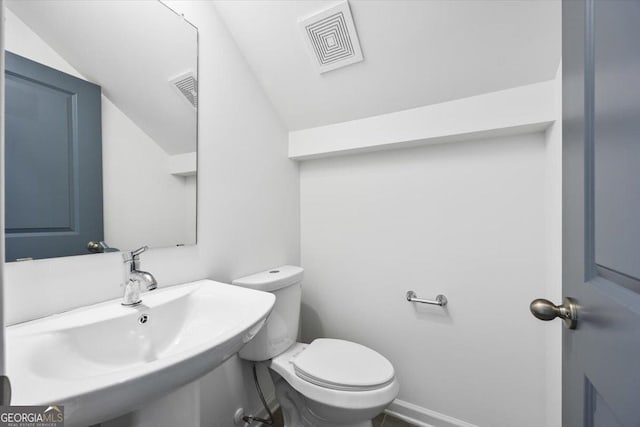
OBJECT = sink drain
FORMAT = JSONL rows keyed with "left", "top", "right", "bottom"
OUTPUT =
{"left": 138, "top": 314, "right": 149, "bottom": 324}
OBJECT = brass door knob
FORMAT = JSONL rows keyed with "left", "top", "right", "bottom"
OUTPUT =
{"left": 87, "top": 241, "right": 101, "bottom": 253}
{"left": 530, "top": 297, "right": 578, "bottom": 329}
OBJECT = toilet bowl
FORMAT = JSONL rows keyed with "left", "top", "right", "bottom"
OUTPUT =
{"left": 270, "top": 341, "right": 399, "bottom": 426}
{"left": 233, "top": 266, "right": 399, "bottom": 427}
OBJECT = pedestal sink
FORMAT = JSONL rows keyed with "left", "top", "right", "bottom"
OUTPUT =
{"left": 6, "top": 280, "right": 275, "bottom": 427}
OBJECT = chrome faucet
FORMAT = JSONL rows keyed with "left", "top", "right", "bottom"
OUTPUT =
{"left": 121, "top": 246, "right": 158, "bottom": 306}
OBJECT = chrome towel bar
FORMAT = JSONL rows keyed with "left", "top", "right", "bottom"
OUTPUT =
{"left": 406, "top": 290, "right": 448, "bottom": 307}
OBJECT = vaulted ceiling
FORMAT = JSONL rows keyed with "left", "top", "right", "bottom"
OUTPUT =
{"left": 215, "top": 0, "right": 561, "bottom": 131}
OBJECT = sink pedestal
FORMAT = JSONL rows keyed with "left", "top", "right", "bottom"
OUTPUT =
{"left": 103, "top": 382, "right": 199, "bottom": 427}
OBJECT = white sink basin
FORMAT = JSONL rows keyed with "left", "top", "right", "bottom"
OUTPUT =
{"left": 6, "top": 279, "right": 275, "bottom": 426}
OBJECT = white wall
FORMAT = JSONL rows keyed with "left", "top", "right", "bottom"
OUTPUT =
{"left": 4, "top": 8, "right": 196, "bottom": 251}
{"left": 3, "top": 1, "right": 299, "bottom": 425}
{"left": 298, "top": 81, "right": 562, "bottom": 425}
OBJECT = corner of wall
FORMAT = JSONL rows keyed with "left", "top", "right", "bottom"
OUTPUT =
{"left": 542, "top": 59, "right": 563, "bottom": 427}
{"left": 208, "top": 2, "right": 290, "bottom": 134}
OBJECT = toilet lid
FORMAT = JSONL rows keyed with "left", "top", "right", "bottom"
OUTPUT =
{"left": 292, "top": 339, "right": 395, "bottom": 391}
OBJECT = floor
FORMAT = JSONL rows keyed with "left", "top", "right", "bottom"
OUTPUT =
{"left": 372, "top": 413, "right": 416, "bottom": 427}
{"left": 268, "top": 408, "right": 416, "bottom": 427}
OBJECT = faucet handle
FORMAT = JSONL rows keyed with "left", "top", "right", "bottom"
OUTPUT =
{"left": 122, "top": 245, "right": 149, "bottom": 265}
{"left": 131, "top": 246, "right": 149, "bottom": 257}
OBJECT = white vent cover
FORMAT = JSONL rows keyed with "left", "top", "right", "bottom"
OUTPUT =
{"left": 299, "top": 1, "right": 363, "bottom": 74}
{"left": 170, "top": 71, "right": 198, "bottom": 109}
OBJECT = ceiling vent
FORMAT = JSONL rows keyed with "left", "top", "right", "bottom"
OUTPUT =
{"left": 170, "top": 71, "right": 198, "bottom": 109}
{"left": 299, "top": 1, "right": 363, "bottom": 74}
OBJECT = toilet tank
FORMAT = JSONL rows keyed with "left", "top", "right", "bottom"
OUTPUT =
{"left": 233, "top": 266, "right": 304, "bottom": 361}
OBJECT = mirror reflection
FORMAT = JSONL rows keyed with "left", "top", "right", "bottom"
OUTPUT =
{"left": 4, "top": 0, "right": 198, "bottom": 261}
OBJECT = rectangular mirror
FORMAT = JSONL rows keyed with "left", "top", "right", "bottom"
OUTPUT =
{"left": 4, "top": 0, "right": 198, "bottom": 261}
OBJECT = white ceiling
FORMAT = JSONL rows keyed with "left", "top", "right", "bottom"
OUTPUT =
{"left": 7, "top": 0, "right": 197, "bottom": 155}
{"left": 215, "top": 0, "right": 561, "bottom": 131}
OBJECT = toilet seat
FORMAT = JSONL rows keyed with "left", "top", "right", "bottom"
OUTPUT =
{"left": 270, "top": 341, "right": 399, "bottom": 411}
{"left": 292, "top": 339, "right": 395, "bottom": 391}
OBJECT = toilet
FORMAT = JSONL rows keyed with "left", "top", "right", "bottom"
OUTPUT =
{"left": 233, "top": 266, "right": 399, "bottom": 427}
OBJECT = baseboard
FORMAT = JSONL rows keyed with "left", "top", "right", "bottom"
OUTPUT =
{"left": 386, "top": 399, "right": 478, "bottom": 427}
{"left": 248, "top": 396, "right": 475, "bottom": 427}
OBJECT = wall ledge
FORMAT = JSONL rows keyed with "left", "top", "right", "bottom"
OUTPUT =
{"left": 289, "top": 80, "right": 556, "bottom": 161}
{"left": 169, "top": 152, "right": 197, "bottom": 176}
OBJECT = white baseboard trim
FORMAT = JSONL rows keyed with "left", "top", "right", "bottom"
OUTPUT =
{"left": 249, "top": 396, "right": 476, "bottom": 427}
{"left": 386, "top": 399, "right": 478, "bottom": 427}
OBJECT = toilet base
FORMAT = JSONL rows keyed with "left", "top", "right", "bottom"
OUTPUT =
{"left": 271, "top": 370, "right": 375, "bottom": 427}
